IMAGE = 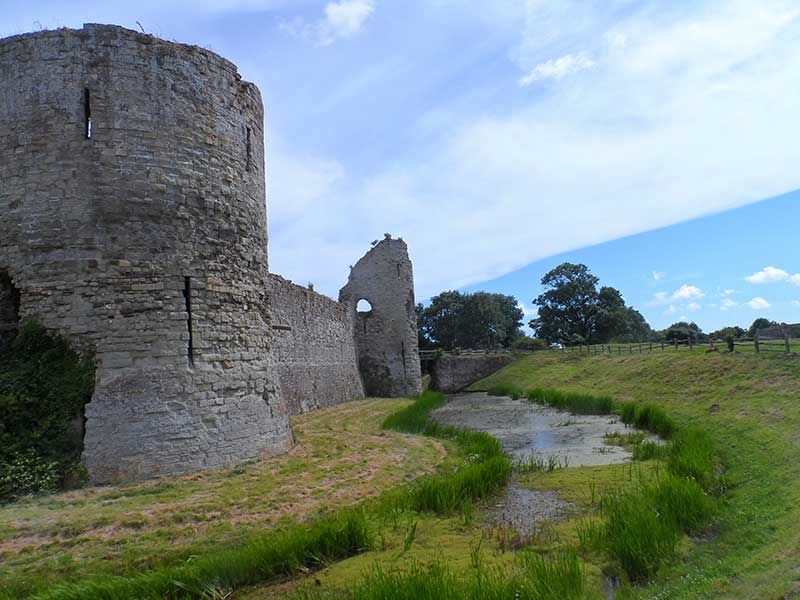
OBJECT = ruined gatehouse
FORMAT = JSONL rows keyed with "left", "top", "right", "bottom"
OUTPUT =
{"left": 0, "top": 24, "right": 421, "bottom": 484}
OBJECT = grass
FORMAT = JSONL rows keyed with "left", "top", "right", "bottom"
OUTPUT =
{"left": 489, "top": 380, "right": 717, "bottom": 583}
{"left": 474, "top": 350, "right": 800, "bottom": 598}
{"left": 0, "top": 400, "right": 447, "bottom": 598}
{"left": 382, "top": 390, "right": 510, "bottom": 515}
{"left": 5, "top": 391, "right": 513, "bottom": 600}
{"left": 34, "top": 511, "right": 372, "bottom": 600}
{"left": 296, "top": 549, "right": 586, "bottom": 600}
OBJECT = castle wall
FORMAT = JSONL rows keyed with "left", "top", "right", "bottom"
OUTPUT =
{"left": 0, "top": 24, "right": 292, "bottom": 484}
{"left": 339, "top": 238, "right": 422, "bottom": 397}
{"left": 431, "top": 354, "right": 515, "bottom": 393}
{"left": 268, "top": 275, "right": 364, "bottom": 414}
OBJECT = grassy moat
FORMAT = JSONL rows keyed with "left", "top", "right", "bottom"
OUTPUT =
{"left": 3, "top": 350, "right": 799, "bottom": 599}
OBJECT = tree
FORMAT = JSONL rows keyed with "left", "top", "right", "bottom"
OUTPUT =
{"left": 661, "top": 321, "right": 703, "bottom": 343}
{"left": 530, "top": 263, "right": 650, "bottom": 344}
{"left": 531, "top": 263, "right": 599, "bottom": 344}
{"left": 709, "top": 326, "right": 745, "bottom": 341}
{"left": 417, "top": 291, "right": 524, "bottom": 350}
{"left": 748, "top": 318, "right": 777, "bottom": 338}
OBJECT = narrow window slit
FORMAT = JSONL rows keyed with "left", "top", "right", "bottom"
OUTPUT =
{"left": 182, "top": 277, "right": 194, "bottom": 366}
{"left": 245, "top": 126, "right": 252, "bottom": 172}
{"left": 84, "top": 88, "right": 92, "bottom": 139}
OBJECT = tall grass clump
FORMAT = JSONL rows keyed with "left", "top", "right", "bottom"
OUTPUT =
{"left": 618, "top": 402, "right": 676, "bottom": 438}
{"left": 32, "top": 511, "right": 372, "bottom": 600}
{"left": 667, "top": 427, "right": 716, "bottom": 491}
{"left": 593, "top": 487, "right": 680, "bottom": 582}
{"left": 525, "top": 388, "right": 615, "bottom": 415}
{"left": 408, "top": 455, "right": 511, "bottom": 514}
{"left": 645, "top": 474, "right": 715, "bottom": 532}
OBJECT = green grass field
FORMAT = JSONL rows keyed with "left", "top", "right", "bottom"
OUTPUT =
{"left": 3, "top": 349, "right": 797, "bottom": 599}
{"left": 475, "top": 350, "right": 800, "bottom": 598}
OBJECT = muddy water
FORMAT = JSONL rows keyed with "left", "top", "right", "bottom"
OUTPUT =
{"left": 432, "top": 392, "right": 652, "bottom": 467}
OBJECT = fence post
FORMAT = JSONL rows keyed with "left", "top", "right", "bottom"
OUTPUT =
{"left": 785, "top": 333, "right": 791, "bottom": 354}
{"left": 649, "top": 342, "right": 653, "bottom": 352}
{"left": 661, "top": 342, "right": 664, "bottom": 351}
{"left": 754, "top": 332, "right": 760, "bottom": 354}
{"left": 674, "top": 339, "right": 678, "bottom": 351}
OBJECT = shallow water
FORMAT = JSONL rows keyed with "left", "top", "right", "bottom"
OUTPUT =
{"left": 432, "top": 392, "right": 654, "bottom": 467}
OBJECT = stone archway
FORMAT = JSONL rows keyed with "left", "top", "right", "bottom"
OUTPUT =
{"left": 0, "top": 271, "right": 20, "bottom": 351}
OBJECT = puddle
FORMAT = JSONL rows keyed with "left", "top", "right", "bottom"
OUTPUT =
{"left": 483, "top": 482, "right": 569, "bottom": 537}
{"left": 432, "top": 392, "right": 657, "bottom": 467}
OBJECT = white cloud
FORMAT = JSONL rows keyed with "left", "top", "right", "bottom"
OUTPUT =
{"left": 721, "top": 289, "right": 738, "bottom": 297}
{"left": 652, "top": 271, "right": 666, "bottom": 281}
{"left": 324, "top": 0, "right": 374, "bottom": 39}
{"left": 280, "top": 0, "right": 374, "bottom": 45}
{"left": 792, "top": 300, "right": 800, "bottom": 306}
{"left": 746, "top": 297, "right": 771, "bottom": 310}
{"left": 720, "top": 298, "right": 738, "bottom": 311}
{"left": 687, "top": 302, "right": 702, "bottom": 312}
{"left": 745, "top": 266, "right": 790, "bottom": 283}
{"left": 666, "top": 304, "right": 677, "bottom": 314}
{"left": 271, "top": 1, "right": 800, "bottom": 299}
{"left": 791, "top": 274, "right": 800, "bottom": 286}
{"left": 671, "top": 284, "right": 705, "bottom": 301}
{"left": 519, "top": 52, "right": 595, "bottom": 86}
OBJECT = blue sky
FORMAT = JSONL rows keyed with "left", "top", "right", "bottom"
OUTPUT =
{"left": 3, "top": 0, "right": 800, "bottom": 331}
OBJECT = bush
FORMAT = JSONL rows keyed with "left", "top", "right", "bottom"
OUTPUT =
{"left": 0, "top": 320, "right": 95, "bottom": 501}
{"left": 0, "top": 450, "right": 60, "bottom": 500}
{"left": 512, "top": 336, "right": 548, "bottom": 352}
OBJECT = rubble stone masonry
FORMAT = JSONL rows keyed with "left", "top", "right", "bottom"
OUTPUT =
{"left": 0, "top": 24, "right": 292, "bottom": 483}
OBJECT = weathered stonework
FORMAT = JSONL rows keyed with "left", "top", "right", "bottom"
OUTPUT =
{"left": 0, "top": 24, "right": 291, "bottom": 483}
{"left": 339, "top": 237, "right": 422, "bottom": 397}
{"left": 431, "top": 353, "right": 515, "bottom": 393}
{"left": 268, "top": 274, "right": 364, "bottom": 414}
{"left": 1, "top": 24, "right": 424, "bottom": 484}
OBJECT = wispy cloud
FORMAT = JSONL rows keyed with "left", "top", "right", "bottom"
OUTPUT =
{"left": 652, "top": 271, "right": 666, "bottom": 281}
{"left": 280, "top": 0, "right": 374, "bottom": 46}
{"left": 746, "top": 297, "right": 771, "bottom": 310}
{"left": 721, "top": 289, "right": 738, "bottom": 297}
{"left": 519, "top": 52, "right": 594, "bottom": 86}
{"left": 720, "top": 298, "right": 738, "bottom": 311}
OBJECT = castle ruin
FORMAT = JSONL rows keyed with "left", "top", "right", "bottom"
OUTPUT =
{"left": 0, "top": 24, "right": 421, "bottom": 484}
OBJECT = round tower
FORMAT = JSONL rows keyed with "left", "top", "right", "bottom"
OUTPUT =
{"left": 0, "top": 24, "right": 291, "bottom": 483}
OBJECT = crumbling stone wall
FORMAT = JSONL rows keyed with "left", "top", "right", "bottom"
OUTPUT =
{"left": 431, "top": 353, "right": 515, "bottom": 393}
{"left": 0, "top": 24, "right": 292, "bottom": 484}
{"left": 339, "top": 237, "right": 422, "bottom": 397}
{"left": 268, "top": 274, "right": 364, "bottom": 414}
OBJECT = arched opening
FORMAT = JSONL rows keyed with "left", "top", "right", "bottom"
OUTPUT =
{"left": 0, "top": 271, "right": 20, "bottom": 351}
{"left": 356, "top": 298, "right": 373, "bottom": 315}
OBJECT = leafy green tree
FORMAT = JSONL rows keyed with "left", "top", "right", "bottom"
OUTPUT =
{"left": 661, "top": 321, "right": 703, "bottom": 343}
{"left": 530, "top": 263, "right": 650, "bottom": 344}
{"left": 709, "top": 326, "right": 746, "bottom": 340}
{"left": 748, "top": 318, "right": 777, "bottom": 338}
{"left": 418, "top": 291, "right": 523, "bottom": 350}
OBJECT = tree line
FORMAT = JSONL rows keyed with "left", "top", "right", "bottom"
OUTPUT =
{"left": 417, "top": 262, "right": 787, "bottom": 350}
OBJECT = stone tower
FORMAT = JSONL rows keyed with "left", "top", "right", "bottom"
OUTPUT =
{"left": 339, "top": 236, "right": 422, "bottom": 397}
{"left": 0, "top": 24, "right": 292, "bottom": 483}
